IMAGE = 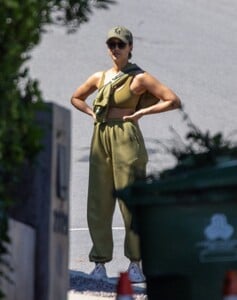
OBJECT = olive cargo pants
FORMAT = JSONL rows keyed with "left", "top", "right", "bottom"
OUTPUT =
{"left": 87, "top": 120, "right": 148, "bottom": 263}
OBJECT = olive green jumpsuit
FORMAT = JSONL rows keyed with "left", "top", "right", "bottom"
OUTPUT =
{"left": 87, "top": 70, "right": 149, "bottom": 263}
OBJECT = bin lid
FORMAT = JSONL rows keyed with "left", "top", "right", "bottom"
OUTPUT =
{"left": 116, "top": 159, "right": 237, "bottom": 206}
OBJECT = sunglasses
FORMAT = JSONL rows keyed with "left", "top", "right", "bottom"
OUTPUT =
{"left": 107, "top": 41, "right": 127, "bottom": 50}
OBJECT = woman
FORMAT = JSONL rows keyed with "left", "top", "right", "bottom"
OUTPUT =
{"left": 71, "top": 26, "right": 181, "bottom": 282}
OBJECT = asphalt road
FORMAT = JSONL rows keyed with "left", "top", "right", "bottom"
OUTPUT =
{"left": 28, "top": 0, "right": 237, "bottom": 294}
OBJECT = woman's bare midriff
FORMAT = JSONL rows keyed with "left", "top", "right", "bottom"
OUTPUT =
{"left": 107, "top": 107, "right": 135, "bottom": 119}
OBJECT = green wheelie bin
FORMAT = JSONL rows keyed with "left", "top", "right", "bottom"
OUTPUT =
{"left": 117, "top": 158, "right": 237, "bottom": 300}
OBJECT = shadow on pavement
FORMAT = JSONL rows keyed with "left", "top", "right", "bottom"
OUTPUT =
{"left": 69, "top": 270, "right": 146, "bottom": 294}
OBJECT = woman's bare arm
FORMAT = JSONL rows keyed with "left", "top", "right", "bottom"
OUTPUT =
{"left": 124, "top": 72, "right": 181, "bottom": 122}
{"left": 71, "top": 71, "right": 103, "bottom": 119}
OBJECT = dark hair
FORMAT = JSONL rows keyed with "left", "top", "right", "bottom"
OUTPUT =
{"left": 128, "top": 42, "right": 132, "bottom": 60}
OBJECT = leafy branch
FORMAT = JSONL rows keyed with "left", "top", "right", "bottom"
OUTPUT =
{"left": 157, "top": 107, "right": 237, "bottom": 177}
{"left": 0, "top": 0, "right": 115, "bottom": 297}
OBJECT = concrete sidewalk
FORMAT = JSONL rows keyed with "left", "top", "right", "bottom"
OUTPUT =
{"left": 68, "top": 290, "right": 147, "bottom": 300}
{"left": 68, "top": 291, "right": 115, "bottom": 300}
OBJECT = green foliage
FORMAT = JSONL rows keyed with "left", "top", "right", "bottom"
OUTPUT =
{"left": 0, "top": 0, "right": 115, "bottom": 296}
{"left": 169, "top": 109, "right": 237, "bottom": 160}
{"left": 159, "top": 108, "right": 237, "bottom": 178}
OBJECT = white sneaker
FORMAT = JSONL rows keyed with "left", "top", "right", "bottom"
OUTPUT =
{"left": 90, "top": 263, "right": 107, "bottom": 280}
{"left": 127, "top": 262, "right": 146, "bottom": 283}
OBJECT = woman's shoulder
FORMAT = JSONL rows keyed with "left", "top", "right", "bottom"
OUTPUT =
{"left": 86, "top": 70, "right": 105, "bottom": 89}
{"left": 91, "top": 70, "right": 105, "bottom": 80}
{"left": 131, "top": 68, "right": 159, "bottom": 94}
{"left": 134, "top": 69, "right": 156, "bottom": 83}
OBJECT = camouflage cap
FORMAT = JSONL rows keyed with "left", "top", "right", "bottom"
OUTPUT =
{"left": 106, "top": 26, "right": 133, "bottom": 44}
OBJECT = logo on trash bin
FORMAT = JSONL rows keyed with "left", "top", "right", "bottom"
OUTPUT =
{"left": 196, "top": 214, "right": 237, "bottom": 263}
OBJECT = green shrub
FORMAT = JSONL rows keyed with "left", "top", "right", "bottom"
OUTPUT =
{"left": 0, "top": 0, "right": 114, "bottom": 297}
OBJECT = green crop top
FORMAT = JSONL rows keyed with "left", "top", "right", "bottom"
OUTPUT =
{"left": 98, "top": 72, "right": 141, "bottom": 110}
